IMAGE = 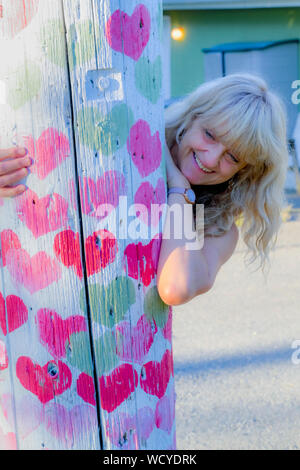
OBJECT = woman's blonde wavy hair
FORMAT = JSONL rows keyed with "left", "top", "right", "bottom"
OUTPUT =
{"left": 165, "top": 73, "right": 289, "bottom": 276}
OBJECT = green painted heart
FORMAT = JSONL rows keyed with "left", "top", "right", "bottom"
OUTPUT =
{"left": 144, "top": 285, "right": 169, "bottom": 328}
{"left": 6, "top": 61, "right": 41, "bottom": 110}
{"left": 135, "top": 56, "right": 162, "bottom": 104}
{"left": 80, "top": 276, "right": 136, "bottom": 328}
{"left": 40, "top": 19, "right": 66, "bottom": 68}
{"left": 66, "top": 330, "right": 119, "bottom": 376}
{"left": 76, "top": 103, "right": 134, "bottom": 155}
{"left": 40, "top": 19, "right": 95, "bottom": 70}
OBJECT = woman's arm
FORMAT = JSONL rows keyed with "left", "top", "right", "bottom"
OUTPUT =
{"left": 0, "top": 147, "right": 30, "bottom": 197}
{"left": 156, "top": 143, "right": 239, "bottom": 306}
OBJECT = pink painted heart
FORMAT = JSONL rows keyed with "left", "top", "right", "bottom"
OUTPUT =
{"left": 16, "top": 356, "right": 72, "bottom": 404}
{"left": 140, "top": 349, "right": 174, "bottom": 399}
{"left": 116, "top": 315, "right": 157, "bottom": 364}
{"left": 76, "top": 171, "right": 126, "bottom": 218}
{"left": 134, "top": 178, "right": 166, "bottom": 227}
{"left": 155, "top": 392, "right": 175, "bottom": 434}
{"left": 35, "top": 308, "right": 87, "bottom": 358}
{"left": 105, "top": 4, "right": 151, "bottom": 61}
{"left": 15, "top": 188, "right": 69, "bottom": 238}
{"left": 0, "top": 0, "right": 40, "bottom": 39}
{"left": 1, "top": 394, "right": 44, "bottom": 439}
{"left": 0, "top": 426, "right": 17, "bottom": 450}
{"left": 5, "top": 246, "right": 61, "bottom": 294}
{"left": 0, "top": 340, "right": 8, "bottom": 371}
{"left": 123, "top": 234, "right": 162, "bottom": 287}
{"left": 53, "top": 229, "right": 83, "bottom": 278}
{"left": 127, "top": 120, "right": 162, "bottom": 177}
{"left": 106, "top": 407, "right": 155, "bottom": 449}
{"left": 0, "top": 229, "right": 21, "bottom": 267}
{"left": 77, "top": 373, "right": 96, "bottom": 406}
{"left": 23, "top": 127, "right": 70, "bottom": 180}
{"left": 44, "top": 403, "right": 97, "bottom": 449}
{"left": 99, "top": 363, "right": 138, "bottom": 413}
{"left": 0, "top": 292, "right": 28, "bottom": 336}
{"left": 162, "top": 308, "right": 173, "bottom": 343}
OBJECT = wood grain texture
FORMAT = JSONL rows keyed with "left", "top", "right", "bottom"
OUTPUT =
{"left": 0, "top": 0, "right": 175, "bottom": 450}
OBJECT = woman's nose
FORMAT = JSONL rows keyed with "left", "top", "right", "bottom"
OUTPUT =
{"left": 205, "top": 143, "right": 226, "bottom": 168}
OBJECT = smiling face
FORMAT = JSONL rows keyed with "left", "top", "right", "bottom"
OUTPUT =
{"left": 171, "top": 117, "right": 248, "bottom": 186}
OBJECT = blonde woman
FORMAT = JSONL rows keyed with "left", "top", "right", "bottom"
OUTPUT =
{"left": 0, "top": 74, "right": 289, "bottom": 307}
{"left": 157, "top": 74, "right": 289, "bottom": 306}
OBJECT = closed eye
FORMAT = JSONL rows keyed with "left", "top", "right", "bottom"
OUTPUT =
{"left": 204, "top": 129, "right": 215, "bottom": 140}
{"left": 227, "top": 152, "right": 239, "bottom": 164}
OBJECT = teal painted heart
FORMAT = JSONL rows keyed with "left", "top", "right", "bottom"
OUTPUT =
{"left": 135, "top": 56, "right": 162, "bottom": 104}
{"left": 67, "top": 21, "right": 95, "bottom": 70}
{"left": 76, "top": 103, "right": 134, "bottom": 155}
{"left": 40, "top": 20, "right": 95, "bottom": 70}
{"left": 144, "top": 286, "right": 169, "bottom": 328}
{"left": 80, "top": 276, "right": 136, "bottom": 328}
{"left": 66, "top": 330, "right": 119, "bottom": 376}
{"left": 7, "top": 62, "right": 41, "bottom": 110}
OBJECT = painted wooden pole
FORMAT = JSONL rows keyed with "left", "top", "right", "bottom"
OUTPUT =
{"left": 0, "top": 0, "right": 175, "bottom": 450}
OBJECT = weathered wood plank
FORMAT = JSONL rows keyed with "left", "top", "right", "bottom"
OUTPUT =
{"left": 63, "top": 0, "right": 176, "bottom": 450}
{"left": 0, "top": 0, "right": 175, "bottom": 450}
{"left": 0, "top": 0, "right": 99, "bottom": 450}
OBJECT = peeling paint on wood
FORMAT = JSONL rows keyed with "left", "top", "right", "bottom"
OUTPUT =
{"left": 0, "top": 0, "right": 175, "bottom": 450}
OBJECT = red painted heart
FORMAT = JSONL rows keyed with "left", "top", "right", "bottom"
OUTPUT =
{"left": 123, "top": 235, "right": 162, "bottom": 287}
{"left": 105, "top": 4, "right": 151, "bottom": 61}
{"left": 53, "top": 230, "right": 83, "bottom": 279}
{"left": 16, "top": 356, "right": 72, "bottom": 404}
{"left": 99, "top": 363, "right": 138, "bottom": 413}
{"left": 23, "top": 127, "right": 70, "bottom": 180}
{"left": 53, "top": 230, "right": 83, "bottom": 278}
{"left": 0, "top": 229, "right": 21, "bottom": 267}
{"left": 0, "top": 0, "right": 40, "bottom": 39}
{"left": 127, "top": 120, "right": 162, "bottom": 177}
{"left": 16, "top": 188, "right": 69, "bottom": 238}
{"left": 35, "top": 308, "right": 87, "bottom": 358}
{"left": 85, "top": 229, "right": 117, "bottom": 277}
{"left": 54, "top": 229, "right": 117, "bottom": 278}
{"left": 140, "top": 349, "right": 174, "bottom": 399}
{"left": 76, "top": 372, "right": 96, "bottom": 406}
{"left": 0, "top": 291, "right": 28, "bottom": 336}
{"left": 116, "top": 314, "right": 157, "bottom": 364}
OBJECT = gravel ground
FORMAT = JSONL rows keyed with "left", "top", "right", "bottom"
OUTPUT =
{"left": 172, "top": 216, "right": 300, "bottom": 450}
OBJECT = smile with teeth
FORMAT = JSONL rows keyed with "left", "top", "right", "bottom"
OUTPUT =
{"left": 193, "top": 152, "right": 214, "bottom": 173}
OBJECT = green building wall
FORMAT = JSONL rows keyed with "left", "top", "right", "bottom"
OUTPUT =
{"left": 167, "top": 7, "right": 300, "bottom": 98}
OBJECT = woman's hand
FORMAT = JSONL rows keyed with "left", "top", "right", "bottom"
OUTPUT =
{"left": 164, "top": 141, "right": 191, "bottom": 189}
{"left": 0, "top": 147, "right": 31, "bottom": 198}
